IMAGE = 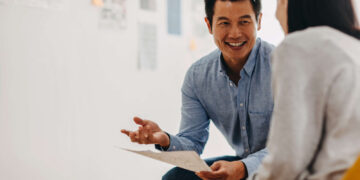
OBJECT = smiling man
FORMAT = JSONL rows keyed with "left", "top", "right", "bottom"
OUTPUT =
{"left": 121, "top": 0, "right": 274, "bottom": 179}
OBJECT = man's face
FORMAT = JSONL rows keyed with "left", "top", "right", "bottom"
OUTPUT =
{"left": 206, "top": 0, "right": 262, "bottom": 62}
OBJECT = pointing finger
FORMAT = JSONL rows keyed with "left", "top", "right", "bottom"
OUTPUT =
{"left": 120, "top": 129, "right": 130, "bottom": 136}
{"left": 133, "top": 117, "right": 146, "bottom": 126}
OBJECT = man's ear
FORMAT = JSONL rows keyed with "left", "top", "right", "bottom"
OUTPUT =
{"left": 257, "top": 13, "right": 263, "bottom": 31}
{"left": 205, "top": 17, "right": 213, "bottom": 34}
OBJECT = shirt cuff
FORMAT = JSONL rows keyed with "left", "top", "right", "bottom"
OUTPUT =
{"left": 241, "top": 156, "right": 261, "bottom": 177}
{"left": 154, "top": 132, "right": 179, "bottom": 151}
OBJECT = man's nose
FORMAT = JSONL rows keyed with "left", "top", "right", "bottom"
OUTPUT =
{"left": 228, "top": 25, "right": 242, "bottom": 39}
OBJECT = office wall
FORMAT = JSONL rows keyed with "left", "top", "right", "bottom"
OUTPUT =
{"left": 2, "top": 0, "right": 357, "bottom": 179}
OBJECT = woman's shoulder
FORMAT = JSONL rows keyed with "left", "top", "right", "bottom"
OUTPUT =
{"left": 277, "top": 26, "right": 360, "bottom": 66}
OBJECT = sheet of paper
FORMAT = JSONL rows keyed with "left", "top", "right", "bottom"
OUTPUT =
{"left": 98, "top": 0, "right": 127, "bottom": 29}
{"left": 138, "top": 23, "right": 157, "bottom": 70}
{"left": 0, "top": 0, "right": 13, "bottom": 5}
{"left": 116, "top": 147, "right": 211, "bottom": 172}
{"left": 13, "top": 0, "right": 63, "bottom": 9}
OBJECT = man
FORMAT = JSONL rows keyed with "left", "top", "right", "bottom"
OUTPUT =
{"left": 121, "top": 0, "right": 274, "bottom": 179}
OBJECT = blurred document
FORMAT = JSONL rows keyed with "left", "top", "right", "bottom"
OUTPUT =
{"left": 117, "top": 147, "right": 211, "bottom": 172}
{"left": 0, "top": 0, "right": 12, "bottom": 5}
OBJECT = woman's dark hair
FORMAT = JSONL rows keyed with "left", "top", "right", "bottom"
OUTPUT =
{"left": 288, "top": 0, "right": 360, "bottom": 39}
{"left": 205, "top": 0, "right": 262, "bottom": 27}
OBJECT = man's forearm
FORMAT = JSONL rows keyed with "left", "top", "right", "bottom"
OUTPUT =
{"left": 155, "top": 133, "right": 206, "bottom": 154}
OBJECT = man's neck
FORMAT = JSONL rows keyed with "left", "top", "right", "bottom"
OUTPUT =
{"left": 221, "top": 55, "right": 249, "bottom": 86}
{"left": 225, "top": 58, "right": 246, "bottom": 75}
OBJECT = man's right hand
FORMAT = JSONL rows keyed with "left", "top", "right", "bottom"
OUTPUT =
{"left": 121, "top": 117, "right": 170, "bottom": 148}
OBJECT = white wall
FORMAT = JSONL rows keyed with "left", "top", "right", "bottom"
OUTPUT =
{"left": 3, "top": 0, "right": 357, "bottom": 179}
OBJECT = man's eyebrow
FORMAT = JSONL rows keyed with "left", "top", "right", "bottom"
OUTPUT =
{"left": 216, "top": 14, "right": 252, "bottom": 21}
{"left": 216, "top": 15, "right": 252, "bottom": 21}
{"left": 216, "top": 16, "right": 230, "bottom": 21}
{"left": 239, "top": 15, "right": 252, "bottom": 19}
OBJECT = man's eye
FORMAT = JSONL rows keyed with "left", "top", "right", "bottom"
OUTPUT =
{"left": 219, "top": 22, "right": 229, "bottom": 25}
{"left": 241, "top": 21, "right": 250, "bottom": 24}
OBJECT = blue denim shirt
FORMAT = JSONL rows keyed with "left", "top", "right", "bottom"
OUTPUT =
{"left": 156, "top": 38, "right": 274, "bottom": 175}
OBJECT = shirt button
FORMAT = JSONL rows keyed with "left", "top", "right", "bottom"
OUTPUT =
{"left": 245, "top": 149, "right": 249, "bottom": 152}
{"left": 240, "top": 103, "right": 244, "bottom": 107}
{"left": 242, "top": 126, "right": 246, "bottom": 130}
{"left": 229, "top": 82, "right": 233, "bottom": 87}
{"left": 173, "top": 146, "right": 176, "bottom": 150}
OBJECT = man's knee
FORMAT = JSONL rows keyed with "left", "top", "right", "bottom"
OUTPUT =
{"left": 162, "top": 167, "right": 199, "bottom": 180}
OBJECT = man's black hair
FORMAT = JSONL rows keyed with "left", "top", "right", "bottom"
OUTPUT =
{"left": 204, "top": 0, "right": 262, "bottom": 27}
{"left": 288, "top": 0, "right": 360, "bottom": 39}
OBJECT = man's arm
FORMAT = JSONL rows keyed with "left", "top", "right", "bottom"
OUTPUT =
{"left": 121, "top": 64, "right": 210, "bottom": 153}
{"left": 156, "top": 64, "right": 210, "bottom": 154}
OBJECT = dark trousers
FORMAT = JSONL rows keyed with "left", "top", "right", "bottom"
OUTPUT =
{"left": 162, "top": 155, "right": 241, "bottom": 180}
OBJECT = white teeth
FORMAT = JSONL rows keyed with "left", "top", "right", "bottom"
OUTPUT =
{"left": 228, "top": 42, "right": 246, "bottom": 47}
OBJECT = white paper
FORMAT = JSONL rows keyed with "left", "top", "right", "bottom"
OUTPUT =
{"left": 13, "top": 0, "right": 63, "bottom": 9}
{"left": 138, "top": 23, "right": 157, "bottom": 70}
{"left": 14, "top": 0, "right": 48, "bottom": 8}
{"left": 0, "top": 0, "right": 13, "bottom": 5}
{"left": 116, "top": 147, "right": 211, "bottom": 172}
{"left": 98, "top": 0, "right": 127, "bottom": 29}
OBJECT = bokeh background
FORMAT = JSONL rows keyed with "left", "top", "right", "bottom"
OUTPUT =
{"left": 0, "top": 0, "right": 359, "bottom": 179}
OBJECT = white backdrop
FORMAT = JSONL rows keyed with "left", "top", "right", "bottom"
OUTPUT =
{"left": 0, "top": 0, "right": 357, "bottom": 179}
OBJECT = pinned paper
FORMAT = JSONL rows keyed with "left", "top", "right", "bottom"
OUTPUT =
{"left": 98, "top": 0, "right": 127, "bottom": 29}
{"left": 0, "top": 0, "right": 13, "bottom": 5}
{"left": 138, "top": 23, "right": 157, "bottom": 70}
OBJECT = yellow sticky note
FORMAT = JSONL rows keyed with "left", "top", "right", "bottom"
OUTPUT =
{"left": 92, "top": 0, "right": 104, "bottom": 7}
{"left": 190, "top": 39, "right": 197, "bottom": 51}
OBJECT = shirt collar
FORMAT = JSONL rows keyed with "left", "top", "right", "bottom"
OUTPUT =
{"left": 217, "top": 38, "right": 261, "bottom": 76}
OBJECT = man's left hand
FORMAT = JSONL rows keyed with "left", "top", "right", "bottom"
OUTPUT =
{"left": 196, "top": 160, "right": 246, "bottom": 180}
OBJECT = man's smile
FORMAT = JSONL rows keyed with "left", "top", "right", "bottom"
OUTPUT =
{"left": 225, "top": 41, "right": 247, "bottom": 47}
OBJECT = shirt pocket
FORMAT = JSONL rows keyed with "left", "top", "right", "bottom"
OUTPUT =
{"left": 248, "top": 111, "right": 272, "bottom": 150}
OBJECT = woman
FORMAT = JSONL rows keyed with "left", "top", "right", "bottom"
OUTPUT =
{"left": 250, "top": 0, "right": 360, "bottom": 179}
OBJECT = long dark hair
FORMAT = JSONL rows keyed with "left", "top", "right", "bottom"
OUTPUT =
{"left": 288, "top": 0, "right": 360, "bottom": 39}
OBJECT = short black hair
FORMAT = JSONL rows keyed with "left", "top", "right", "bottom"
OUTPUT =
{"left": 288, "top": 0, "right": 360, "bottom": 39}
{"left": 205, "top": 0, "right": 262, "bottom": 27}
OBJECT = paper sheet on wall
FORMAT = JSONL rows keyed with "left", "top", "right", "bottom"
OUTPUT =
{"left": 140, "top": 0, "right": 156, "bottom": 11}
{"left": 13, "top": 0, "right": 63, "bottom": 9}
{"left": 116, "top": 147, "right": 211, "bottom": 172}
{"left": 138, "top": 23, "right": 157, "bottom": 70}
{"left": 98, "top": 0, "right": 127, "bottom": 29}
{"left": 0, "top": 0, "right": 13, "bottom": 5}
{"left": 167, "top": 0, "right": 181, "bottom": 35}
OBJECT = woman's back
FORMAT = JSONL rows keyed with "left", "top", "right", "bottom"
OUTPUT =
{"left": 253, "top": 26, "right": 360, "bottom": 180}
